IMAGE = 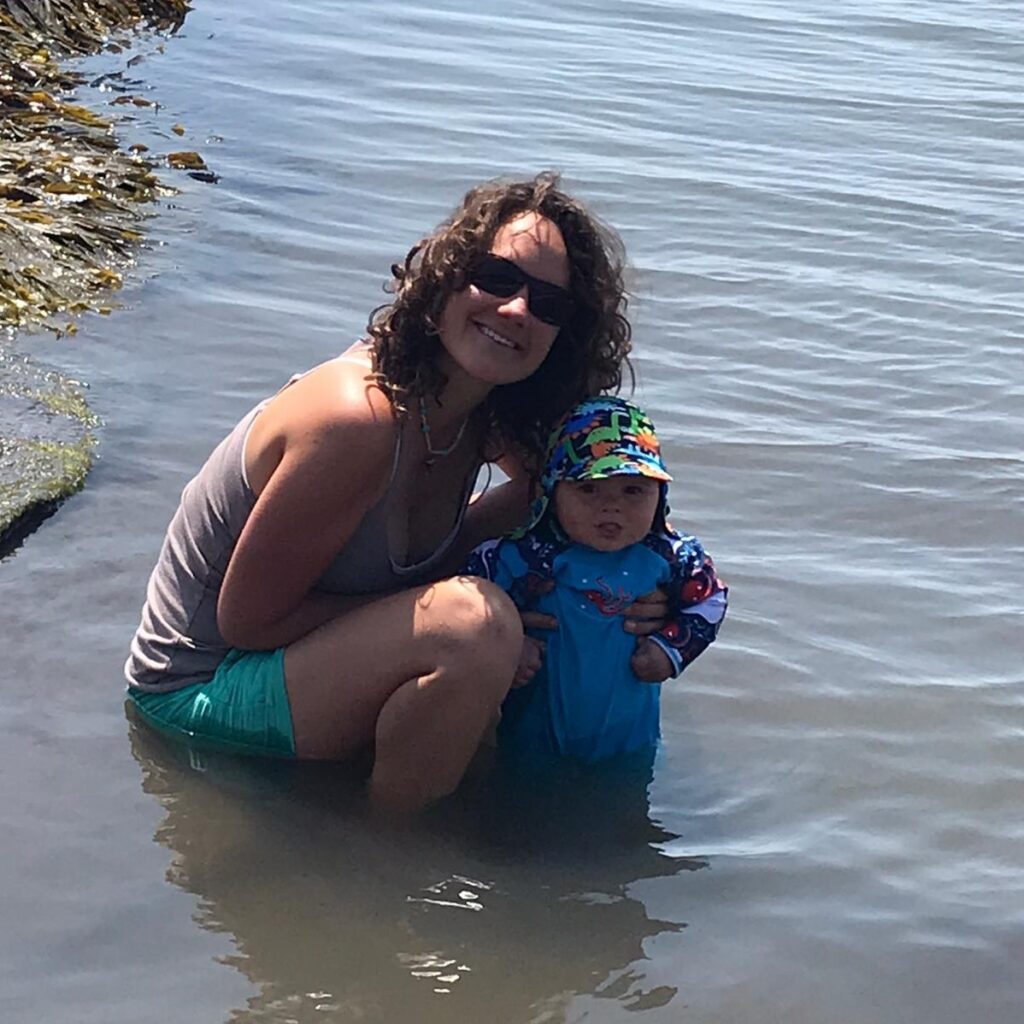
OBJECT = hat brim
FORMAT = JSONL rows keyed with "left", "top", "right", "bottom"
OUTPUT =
{"left": 565, "top": 461, "right": 672, "bottom": 484}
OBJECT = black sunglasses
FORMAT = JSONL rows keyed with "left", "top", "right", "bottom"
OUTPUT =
{"left": 467, "top": 253, "right": 574, "bottom": 329}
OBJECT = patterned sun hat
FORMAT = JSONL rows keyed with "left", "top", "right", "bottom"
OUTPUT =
{"left": 512, "top": 395, "right": 672, "bottom": 539}
{"left": 539, "top": 396, "right": 672, "bottom": 494}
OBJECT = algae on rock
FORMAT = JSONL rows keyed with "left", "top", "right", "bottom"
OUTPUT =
{"left": 0, "top": 345, "right": 97, "bottom": 554}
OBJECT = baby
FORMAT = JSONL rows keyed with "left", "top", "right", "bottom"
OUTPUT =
{"left": 465, "top": 396, "right": 728, "bottom": 769}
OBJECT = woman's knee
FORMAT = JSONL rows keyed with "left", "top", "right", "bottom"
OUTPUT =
{"left": 428, "top": 576, "right": 523, "bottom": 670}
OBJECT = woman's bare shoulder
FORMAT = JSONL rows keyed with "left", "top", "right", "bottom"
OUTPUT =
{"left": 306, "top": 354, "right": 393, "bottom": 430}
{"left": 247, "top": 353, "right": 397, "bottom": 494}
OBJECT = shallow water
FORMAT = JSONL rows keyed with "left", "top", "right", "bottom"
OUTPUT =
{"left": 2, "top": 0, "right": 1022, "bottom": 1021}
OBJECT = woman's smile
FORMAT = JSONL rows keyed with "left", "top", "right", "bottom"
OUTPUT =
{"left": 475, "top": 320, "right": 519, "bottom": 351}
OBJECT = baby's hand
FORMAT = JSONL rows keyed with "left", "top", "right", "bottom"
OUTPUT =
{"left": 630, "top": 637, "right": 673, "bottom": 683}
{"left": 514, "top": 635, "right": 545, "bottom": 687}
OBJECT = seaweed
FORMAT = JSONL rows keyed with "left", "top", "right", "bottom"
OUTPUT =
{"left": 0, "top": 0, "right": 194, "bottom": 554}
{"left": 1, "top": 0, "right": 193, "bottom": 331}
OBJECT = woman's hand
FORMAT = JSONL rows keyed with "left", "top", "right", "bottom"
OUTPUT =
{"left": 514, "top": 577, "right": 556, "bottom": 685}
{"left": 518, "top": 576, "right": 559, "bottom": 636}
{"left": 623, "top": 587, "right": 670, "bottom": 635}
{"left": 513, "top": 635, "right": 546, "bottom": 687}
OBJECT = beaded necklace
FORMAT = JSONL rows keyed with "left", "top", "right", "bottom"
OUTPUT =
{"left": 418, "top": 396, "right": 468, "bottom": 468}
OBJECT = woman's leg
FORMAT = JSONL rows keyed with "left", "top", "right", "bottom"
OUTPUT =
{"left": 283, "top": 576, "right": 522, "bottom": 812}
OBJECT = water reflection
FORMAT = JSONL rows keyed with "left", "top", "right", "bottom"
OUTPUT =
{"left": 128, "top": 713, "right": 706, "bottom": 1023}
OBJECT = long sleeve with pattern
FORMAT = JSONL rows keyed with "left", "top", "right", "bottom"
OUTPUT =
{"left": 641, "top": 533, "right": 728, "bottom": 677}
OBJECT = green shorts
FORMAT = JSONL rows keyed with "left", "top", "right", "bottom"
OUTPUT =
{"left": 126, "top": 647, "right": 296, "bottom": 757}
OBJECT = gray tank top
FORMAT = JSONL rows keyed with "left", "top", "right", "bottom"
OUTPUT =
{"left": 125, "top": 361, "right": 477, "bottom": 692}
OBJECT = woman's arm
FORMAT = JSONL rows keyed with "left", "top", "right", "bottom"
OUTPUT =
{"left": 216, "top": 361, "right": 396, "bottom": 651}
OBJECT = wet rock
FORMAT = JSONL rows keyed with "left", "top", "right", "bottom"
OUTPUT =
{"left": 0, "top": 343, "right": 96, "bottom": 557}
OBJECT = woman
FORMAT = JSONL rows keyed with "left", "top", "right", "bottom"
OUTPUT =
{"left": 126, "top": 172, "right": 659, "bottom": 812}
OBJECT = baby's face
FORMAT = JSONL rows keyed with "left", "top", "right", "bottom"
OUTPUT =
{"left": 553, "top": 476, "right": 661, "bottom": 552}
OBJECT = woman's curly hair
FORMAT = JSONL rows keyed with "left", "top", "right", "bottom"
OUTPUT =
{"left": 367, "top": 172, "right": 632, "bottom": 469}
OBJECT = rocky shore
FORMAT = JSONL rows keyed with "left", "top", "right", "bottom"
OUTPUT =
{"left": 0, "top": 0, "right": 192, "bottom": 555}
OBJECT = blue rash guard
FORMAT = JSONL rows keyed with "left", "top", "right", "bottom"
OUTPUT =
{"left": 466, "top": 526, "right": 727, "bottom": 769}
{"left": 492, "top": 540, "right": 665, "bottom": 763}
